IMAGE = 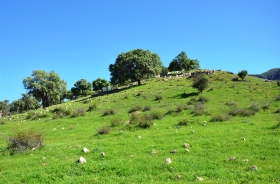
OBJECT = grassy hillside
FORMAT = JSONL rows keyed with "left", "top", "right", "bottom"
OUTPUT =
{"left": 0, "top": 71, "right": 279, "bottom": 183}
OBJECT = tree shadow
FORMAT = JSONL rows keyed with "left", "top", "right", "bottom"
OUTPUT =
{"left": 173, "top": 92, "right": 199, "bottom": 99}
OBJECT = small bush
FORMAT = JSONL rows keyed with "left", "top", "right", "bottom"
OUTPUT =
{"left": 149, "top": 110, "right": 163, "bottom": 120}
{"left": 274, "top": 94, "right": 280, "bottom": 101}
{"left": 128, "top": 105, "right": 142, "bottom": 113}
{"left": 83, "top": 99, "right": 91, "bottom": 104}
{"left": 188, "top": 97, "right": 197, "bottom": 105}
{"left": 271, "top": 122, "right": 280, "bottom": 129}
{"left": 138, "top": 114, "right": 154, "bottom": 128}
{"left": 177, "top": 119, "right": 189, "bottom": 126}
{"left": 275, "top": 109, "right": 280, "bottom": 114}
{"left": 103, "top": 109, "right": 116, "bottom": 116}
{"left": 71, "top": 107, "right": 86, "bottom": 118}
{"left": 7, "top": 129, "right": 44, "bottom": 152}
{"left": 111, "top": 117, "right": 123, "bottom": 127}
{"left": 143, "top": 106, "right": 151, "bottom": 112}
{"left": 225, "top": 101, "right": 237, "bottom": 107}
{"left": 228, "top": 106, "right": 240, "bottom": 116}
{"left": 193, "top": 102, "right": 205, "bottom": 116}
{"left": 176, "top": 104, "right": 184, "bottom": 113}
{"left": 210, "top": 114, "right": 230, "bottom": 122}
{"left": 97, "top": 126, "right": 110, "bottom": 135}
{"left": 0, "top": 120, "right": 6, "bottom": 125}
{"left": 155, "top": 95, "right": 163, "bottom": 102}
{"left": 197, "top": 96, "right": 209, "bottom": 103}
{"left": 262, "top": 102, "right": 270, "bottom": 111}
{"left": 88, "top": 104, "right": 97, "bottom": 112}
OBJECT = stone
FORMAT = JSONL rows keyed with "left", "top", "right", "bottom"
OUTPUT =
{"left": 83, "top": 147, "right": 90, "bottom": 153}
{"left": 165, "top": 158, "right": 172, "bottom": 164}
{"left": 78, "top": 156, "right": 86, "bottom": 164}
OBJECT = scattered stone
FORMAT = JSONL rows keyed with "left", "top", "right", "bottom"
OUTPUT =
{"left": 78, "top": 156, "right": 86, "bottom": 164}
{"left": 197, "top": 176, "right": 204, "bottom": 181}
{"left": 101, "top": 152, "right": 105, "bottom": 157}
{"left": 252, "top": 165, "right": 258, "bottom": 171}
{"left": 170, "top": 150, "right": 178, "bottom": 154}
{"left": 192, "top": 130, "right": 195, "bottom": 133}
{"left": 165, "top": 158, "right": 172, "bottom": 164}
{"left": 183, "top": 143, "right": 189, "bottom": 148}
{"left": 83, "top": 147, "right": 90, "bottom": 153}
{"left": 229, "top": 157, "right": 236, "bottom": 161}
{"left": 242, "top": 137, "right": 246, "bottom": 141}
{"left": 151, "top": 150, "right": 157, "bottom": 154}
{"left": 242, "top": 159, "right": 249, "bottom": 162}
{"left": 138, "top": 136, "right": 142, "bottom": 139}
{"left": 185, "top": 149, "right": 190, "bottom": 152}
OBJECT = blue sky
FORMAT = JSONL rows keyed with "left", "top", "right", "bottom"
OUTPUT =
{"left": 0, "top": 0, "right": 279, "bottom": 102}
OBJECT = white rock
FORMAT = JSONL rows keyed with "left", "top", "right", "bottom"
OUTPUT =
{"left": 83, "top": 147, "right": 90, "bottom": 153}
{"left": 101, "top": 152, "right": 105, "bottom": 157}
{"left": 185, "top": 149, "right": 190, "bottom": 152}
{"left": 138, "top": 136, "right": 142, "bottom": 139}
{"left": 79, "top": 156, "right": 86, "bottom": 164}
{"left": 183, "top": 143, "right": 189, "bottom": 148}
{"left": 252, "top": 165, "right": 258, "bottom": 170}
{"left": 197, "top": 177, "right": 204, "bottom": 181}
{"left": 165, "top": 158, "right": 172, "bottom": 164}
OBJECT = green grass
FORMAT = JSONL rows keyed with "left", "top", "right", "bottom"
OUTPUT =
{"left": 0, "top": 71, "right": 279, "bottom": 183}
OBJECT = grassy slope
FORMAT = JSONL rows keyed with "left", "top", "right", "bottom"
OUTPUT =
{"left": 0, "top": 71, "right": 279, "bottom": 183}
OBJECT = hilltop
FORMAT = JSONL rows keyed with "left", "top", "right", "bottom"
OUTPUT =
{"left": 0, "top": 70, "right": 279, "bottom": 183}
{"left": 249, "top": 68, "right": 280, "bottom": 80}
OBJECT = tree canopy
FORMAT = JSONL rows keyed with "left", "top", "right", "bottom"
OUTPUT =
{"left": 109, "top": 49, "right": 163, "bottom": 85}
{"left": 10, "top": 94, "right": 41, "bottom": 113}
{"left": 192, "top": 74, "right": 209, "bottom": 93}
{"left": 71, "top": 79, "right": 92, "bottom": 97}
{"left": 23, "top": 70, "right": 67, "bottom": 108}
{"left": 238, "top": 70, "right": 248, "bottom": 81}
{"left": 168, "top": 51, "right": 200, "bottom": 72}
{"left": 92, "top": 78, "right": 110, "bottom": 91}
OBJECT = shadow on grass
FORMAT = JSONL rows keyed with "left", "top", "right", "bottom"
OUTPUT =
{"left": 173, "top": 92, "right": 199, "bottom": 99}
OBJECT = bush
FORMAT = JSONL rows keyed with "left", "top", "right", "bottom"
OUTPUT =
{"left": 274, "top": 95, "right": 280, "bottom": 101}
{"left": 197, "top": 96, "right": 209, "bottom": 103}
{"left": 177, "top": 118, "right": 189, "bottom": 126}
{"left": 228, "top": 106, "right": 240, "bottom": 116}
{"left": 97, "top": 126, "right": 110, "bottom": 135}
{"left": 188, "top": 97, "right": 197, "bottom": 105}
{"left": 193, "top": 102, "right": 205, "bottom": 116}
{"left": 103, "top": 109, "right": 116, "bottom": 116}
{"left": 130, "top": 113, "right": 153, "bottom": 128}
{"left": 275, "top": 109, "right": 280, "bottom": 114}
{"left": 149, "top": 110, "right": 163, "bottom": 120}
{"left": 0, "top": 120, "right": 6, "bottom": 125}
{"left": 262, "top": 102, "right": 270, "bottom": 111}
{"left": 143, "top": 106, "right": 151, "bottom": 112}
{"left": 225, "top": 101, "right": 237, "bottom": 107}
{"left": 155, "top": 95, "right": 163, "bottom": 102}
{"left": 210, "top": 114, "right": 230, "bottom": 122}
{"left": 71, "top": 107, "right": 86, "bottom": 118}
{"left": 192, "top": 74, "right": 209, "bottom": 93}
{"left": 88, "top": 104, "right": 97, "bottom": 112}
{"left": 7, "top": 129, "right": 44, "bottom": 152}
{"left": 128, "top": 105, "right": 142, "bottom": 113}
{"left": 111, "top": 117, "right": 123, "bottom": 127}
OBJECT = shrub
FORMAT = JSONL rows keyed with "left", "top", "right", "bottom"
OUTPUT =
{"left": 149, "top": 110, "right": 163, "bottom": 120}
{"left": 143, "top": 106, "right": 151, "bottom": 112}
{"left": 138, "top": 114, "right": 154, "bottom": 128}
{"left": 71, "top": 107, "right": 86, "bottom": 118}
{"left": 103, "top": 109, "right": 116, "bottom": 116}
{"left": 275, "top": 109, "right": 280, "bottom": 114}
{"left": 197, "top": 96, "right": 209, "bottom": 103}
{"left": 188, "top": 97, "right": 197, "bottom": 105}
{"left": 176, "top": 104, "right": 184, "bottom": 113}
{"left": 192, "top": 74, "right": 209, "bottom": 93}
{"left": 177, "top": 119, "right": 189, "bottom": 126}
{"left": 111, "top": 117, "right": 123, "bottom": 127}
{"left": 128, "top": 105, "right": 142, "bottom": 113}
{"left": 274, "top": 95, "right": 280, "bottom": 101}
{"left": 155, "top": 95, "right": 163, "bottom": 102}
{"left": 262, "top": 102, "right": 270, "bottom": 111}
{"left": 225, "top": 101, "right": 237, "bottom": 107}
{"left": 271, "top": 122, "right": 280, "bottom": 129}
{"left": 210, "top": 114, "right": 230, "bottom": 122}
{"left": 88, "top": 104, "right": 97, "bottom": 112}
{"left": 7, "top": 129, "right": 44, "bottom": 152}
{"left": 0, "top": 120, "right": 5, "bottom": 125}
{"left": 228, "top": 106, "right": 240, "bottom": 116}
{"left": 193, "top": 102, "right": 205, "bottom": 116}
{"left": 97, "top": 126, "right": 110, "bottom": 135}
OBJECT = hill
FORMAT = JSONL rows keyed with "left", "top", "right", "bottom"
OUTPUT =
{"left": 249, "top": 68, "right": 280, "bottom": 80}
{"left": 0, "top": 70, "right": 279, "bottom": 183}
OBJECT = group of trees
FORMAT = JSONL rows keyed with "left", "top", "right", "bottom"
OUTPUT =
{"left": 0, "top": 48, "right": 249, "bottom": 116}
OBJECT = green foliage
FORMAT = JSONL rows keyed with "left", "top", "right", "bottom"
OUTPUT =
{"left": 192, "top": 102, "right": 205, "bottom": 116}
{"left": 274, "top": 94, "right": 280, "bottom": 101}
{"left": 210, "top": 114, "right": 230, "bottom": 122}
{"left": 0, "top": 120, "right": 6, "bottom": 125}
{"left": 155, "top": 94, "right": 163, "bottom": 102}
{"left": 143, "top": 106, "right": 151, "bottom": 112}
{"left": 237, "top": 70, "right": 248, "bottom": 81}
{"left": 177, "top": 118, "right": 189, "bottom": 126}
{"left": 128, "top": 105, "right": 142, "bottom": 113}
{"left": 0, "top": 100, "right": 9, "bottom": 116}
{"left": 168, "top": 51, "right": 200, "bottom": 72}
{"left": 102, "top": 109, "right": 116, "bottom": 116}
{"left": 23, "top": 70, "right": 67, "bottom": 108}
{"left": 97, "top": 126, "right": 110, "bottom": 135}
{"left": 109, "top": 49, "right": 163, "bottom": 85}
{"left": 10, "top": 94, "right": 41, "bottom": 113}
{"left": 149, "top": 110, "right": 164, "bottom": 120}
{"left": 71, "top": 79, "right": 92, "bottom": 97}
{"left": 110, "top": 117, "right": 123, "bottom": 127}
{"left": 192, "top": 74, "right": 209, "bottom": 93}
{"left": 7, "top": 129, "right": 44, "bottom": 152}
{"left": 92, "top": 78, "right": 110, "bottom": 91}
{"left": 71, "top": 107, "right": 86, "bottom": 118}
{"left": 88, "top": 104, "right": 97, "bottom": 112}
{"left": 26, "top": 111, "right": 49, "bottom": 120}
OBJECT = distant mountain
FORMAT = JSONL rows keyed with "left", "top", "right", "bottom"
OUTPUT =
{"left": 249, "top": 68, "right": 280, "bottom": 80}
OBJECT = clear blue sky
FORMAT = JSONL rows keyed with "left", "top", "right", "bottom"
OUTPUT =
{"left": 0, "top": 0, "right": 279, "bottom": 102}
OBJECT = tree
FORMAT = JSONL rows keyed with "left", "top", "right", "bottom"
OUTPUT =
{"left": 109, "top": 49, "right": 163, "bottom": 85}
{"left": 23, "top": 70, "right": 67, "bottom": 108}
{"left": 168, "top": 51, "right": 200, "bottom": 72}
{"left": 92, "top": 78, "right": 110, "bottom": 91}
{"left": 0, "top": 100, "right": 9, "bottom": 116}
{"left": 71, "top": 79, "right": 92, "bottom": 97}
{"left": 192, "top": 74, "right": 209, "bottom": 93}
{"left": 238, "top": 70, "right": 248, "bottom": 81}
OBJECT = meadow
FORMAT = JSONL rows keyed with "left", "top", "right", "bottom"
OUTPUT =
{"left": 0, "top": 71, "right": 279, "bottom": 183}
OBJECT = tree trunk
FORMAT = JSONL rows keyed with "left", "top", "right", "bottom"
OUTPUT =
{"left": 137, "top": 80, "right": 141, "bottom": 85}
